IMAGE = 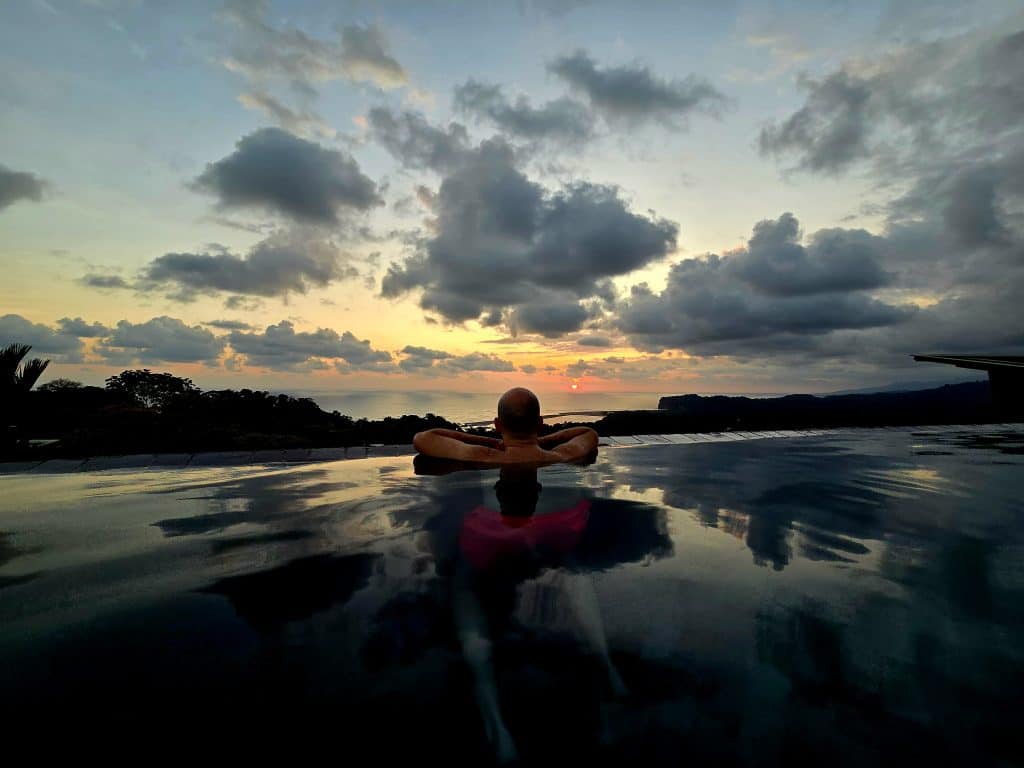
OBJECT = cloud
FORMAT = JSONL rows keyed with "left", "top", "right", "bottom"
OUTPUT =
{"left": 0, "top": 314, "right": 83, "bottom": 360}
{"left": 728, "top": 213, "right": 892, "bottom": 296}
{"left": 398, "top": 345, "right": 515, "bottom": 374}
{"left": 510, "top": 293, "right": 589, "bottom": 337}
{"left": 758, "top": 70, "right": 873, "bottom": 174}
{"left": 205, "top": 319, "right": 255, "bottom": 331}
{"left": 221, "top": 2, "right": 407, "bottom": 92}
{"left": 0, "top": 164, "right": 48, "bottom": 211}
{"left": 367, "top": 108, "right": 470, "bottom": 172}
{"left": 437, "top": 352, "right": 516, "bottom": 373}
{"left": 759, "top": 25, "right": 1024, "bottom": 176}
{"left": 577, "top": 334, "right": 613, "bottom": 347}
{"left": 192, "top": 127, "right": 381, "bottom": 224}
{"left": 138, "top": 228, "right": 359, "bottom": 300}
{"left": 398, "top": 344, "right": 451, "bottom": 371}
{"left": 224, "top": 296, "right": 264, "bottom": 311}
{"left": 548, "top": 49, "right": 726, "bottom": 126}
{"left": 56, "top": 317, "right": 111, "bottom": 337}
{"left": 228, "top": 320, "right": 392, "bottom": 371}
{"left": 517, "top": 0, "right": 596, "bottom": 19}
{"left": 79, "top": 274, "right": 130, "bottom": 289}
{"left": 453, "top": 80, "right": 593, "bottom": 145}
{"left": 564, "top": 354, "right": 696, "bottom": 381}
{"left": 381, "top": 138, "right": 677, "bottom": 333}
{"left": 338, "top": 23, "right": 408, "bottom": 89}
{"left": 616, "top": 213, "right": 918, "bottom": 356}
{"left": 750, "top": 22, "right": 1024, "bottom": 366}
{"left": 95, "top": 317, "right": 226, "bottom": 365}
{"left": 237, "top": 91, "right": 335, "bottom": 139}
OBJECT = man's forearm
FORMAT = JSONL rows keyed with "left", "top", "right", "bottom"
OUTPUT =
{"left": 422, "top": 428, "right": 500, "bottom": 448}
{"left": 539, "top": 427, "right": 597, "bottom": 447}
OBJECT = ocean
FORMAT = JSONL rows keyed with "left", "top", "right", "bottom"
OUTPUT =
{"left": 289, "top": 389, "right": 661, "bottom": 424}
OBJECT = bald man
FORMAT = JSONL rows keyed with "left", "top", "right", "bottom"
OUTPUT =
{"left": 413, "top": 387, "right": 598, "bottom": 465}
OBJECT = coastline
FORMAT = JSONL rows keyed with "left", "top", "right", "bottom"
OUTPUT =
{"left": 3, "top": 379, "right": 1014, "bottom": 467}
{"left": 5, "top": 422, "right": 1022, "bottom": 475}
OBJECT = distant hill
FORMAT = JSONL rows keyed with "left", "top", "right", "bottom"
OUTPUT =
{"left": 568, "top": 380, "right": 1010, "bottom": 436}
{"left": 818, "top": 378, "right": 984, "bottom": 396}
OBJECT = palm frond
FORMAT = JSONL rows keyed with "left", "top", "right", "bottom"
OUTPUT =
{"left": 1, "top": 343, "right": 31, "bottom": 384}
{"left": 16, "top": 358, "right": 50, "bottom": 392}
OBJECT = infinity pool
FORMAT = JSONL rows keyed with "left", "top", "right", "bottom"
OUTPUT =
{"left": 1, "top": 426, "right": 1022, "bottom": 764}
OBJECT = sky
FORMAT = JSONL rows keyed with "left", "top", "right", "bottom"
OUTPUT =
{"left": 1, "top": 0, "right": 1022, "bottom": 396}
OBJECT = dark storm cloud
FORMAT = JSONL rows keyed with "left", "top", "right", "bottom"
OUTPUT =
{"left": 380, "top": 138, "right": 677, "bottom": 334}
{"left": 222, "top": 2, "right": 407, "bottom": 91}
{"left": 95, "top": 317, "right": 226, "bottom": 365}
{"left": 548, "top": 49, "right": 726, "bottom": 126}
{"left": 453, "top": 80, "right": 593, "bottom": 144}
{"left": 616, "top": 214, "right": 916, "bottom": 355}
{"left": 192, "top": 128, "right": 381, "bottom": 224}
{"left": 56, "top": 317, "right": 111, "bottom": 337}
{"left": 228, "top": 320, "right": 392, "bottom": 371}
{"left": 0, "top": 314, "right": 83, "bottom": 360}
{"left": 510, "top": 294, "right": 589, "bottom": 337}
{"left": 367, "top": 108, "right": 470, "bottom": 173}
{"left": 139, "top": 228, "right": 359, "bottom": 300}
{"left": 729, "top": 213, "right": 892, "bottom": 296}
{"left": 0, "top": 164, "right": 48, "bottom": 211}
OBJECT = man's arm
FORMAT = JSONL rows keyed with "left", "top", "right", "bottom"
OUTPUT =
{"left": 538, "top": 427, "right": 598, "bottom": 448}
{"left": 547, "top": 427, "right": 599, "bottom": 460}
{"left": 413, "top": 428, "right": 503, "bottom": 460}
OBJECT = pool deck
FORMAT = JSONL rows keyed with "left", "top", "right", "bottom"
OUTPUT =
{"left": 2, "top": 422, "right": 1021, "bottom": 475}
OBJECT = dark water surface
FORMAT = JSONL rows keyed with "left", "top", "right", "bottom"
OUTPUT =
{"left": 2, "top": 426, "right": 1023, "bottom": 764}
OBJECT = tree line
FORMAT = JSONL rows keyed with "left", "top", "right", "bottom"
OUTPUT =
{"left": 1, "top": 344, "right": 457, "bottom": 459}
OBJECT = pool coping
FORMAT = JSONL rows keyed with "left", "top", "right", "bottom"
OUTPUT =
{"left": 2, "top": 422, "right": 1021, "bottom": 476}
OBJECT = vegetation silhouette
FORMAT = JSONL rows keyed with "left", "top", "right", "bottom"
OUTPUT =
{"left": 2, "top": 366, "right": 458, "bottom": 460}
{"left": 0, "top": 348, "right": 1014, "bottom": 463}
{"left": 1, "top": 343, "right": 50, "bottom": 450}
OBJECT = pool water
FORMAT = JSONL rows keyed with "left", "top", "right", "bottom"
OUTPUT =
{"left": 1, "top": 426, "right": 1023, "bottom": 764}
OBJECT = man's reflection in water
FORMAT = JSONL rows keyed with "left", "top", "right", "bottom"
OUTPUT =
{"left": 447, "top": 464, "right": 625, "bottom": 763}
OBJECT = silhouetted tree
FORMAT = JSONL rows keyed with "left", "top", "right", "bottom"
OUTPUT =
{"left": 105, "top": 369, "right": 198, "bottom": 410}
{"left": 38, "top": 378, "right": 84, "bottom": 392}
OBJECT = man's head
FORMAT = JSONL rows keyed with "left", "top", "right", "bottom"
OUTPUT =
{"left": 495, "top": 387, "right": 541, "bottom": 439}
